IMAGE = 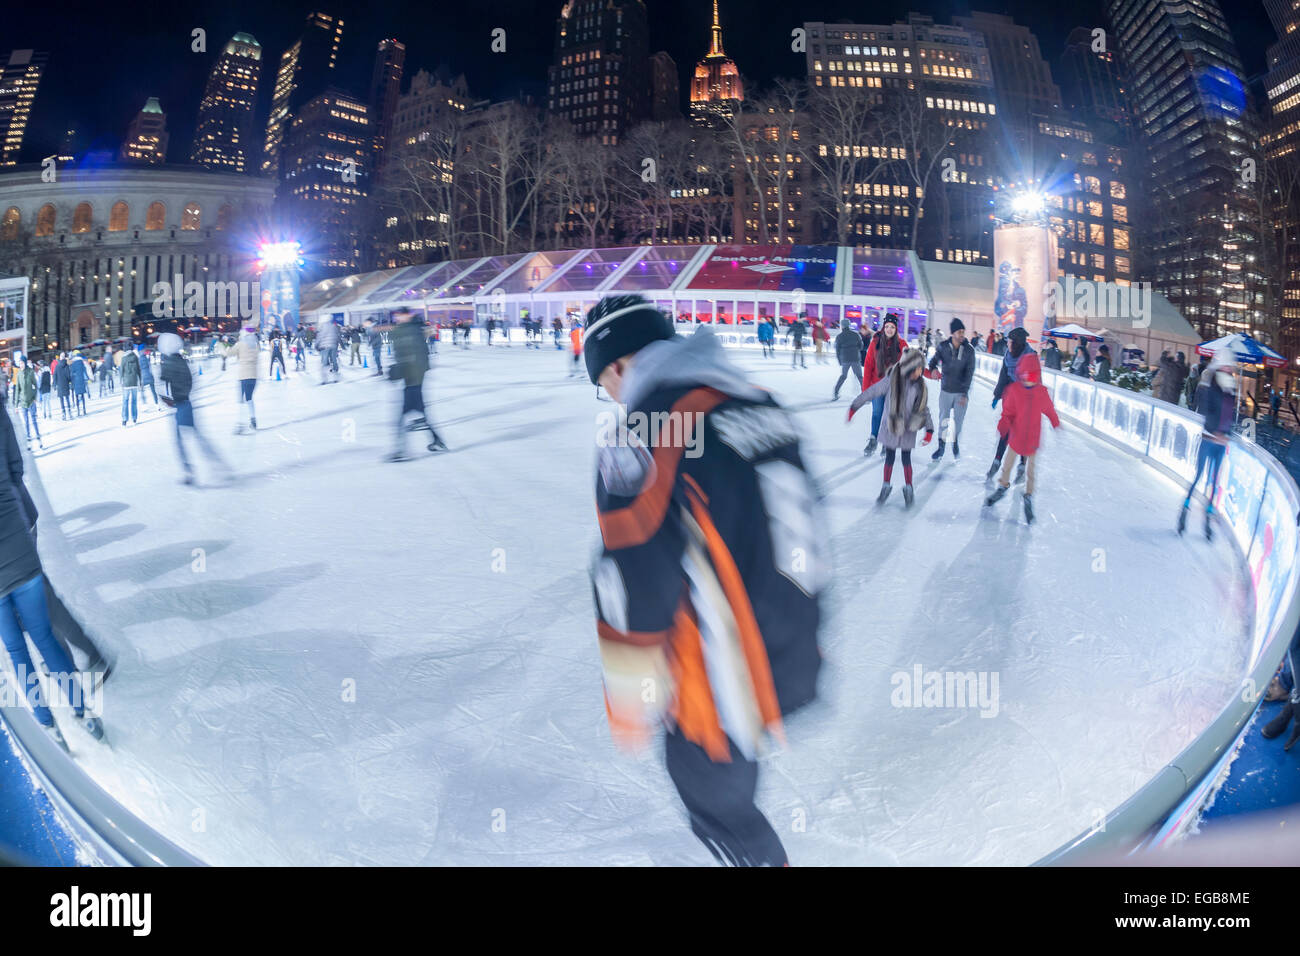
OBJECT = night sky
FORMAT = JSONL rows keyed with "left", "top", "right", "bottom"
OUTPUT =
{"left": 4, "top": 0, "right": 1278, "bottom": 162}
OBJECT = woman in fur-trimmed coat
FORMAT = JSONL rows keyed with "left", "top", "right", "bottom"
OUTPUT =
{"left": 848, "top": 348, "right": 933, "bottom": 508}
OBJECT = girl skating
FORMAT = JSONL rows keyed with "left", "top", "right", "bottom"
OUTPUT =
{"left": 849, "top": 348, "right": 933, "bottom": 508}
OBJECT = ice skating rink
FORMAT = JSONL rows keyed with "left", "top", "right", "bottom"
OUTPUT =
{"left": 24, "top": 341, "right": 1251, "bottom": 865}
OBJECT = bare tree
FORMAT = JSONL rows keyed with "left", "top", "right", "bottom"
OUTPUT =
{"left": 803, "top": 84, "right": 891, "bottom": 247}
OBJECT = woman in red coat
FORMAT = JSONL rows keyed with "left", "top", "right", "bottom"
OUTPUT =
{"left": 860, "top": 315, "right": 908, "bottom": 454}
{"left": 984, "top": 352, "right": 1059, "bottom": 524}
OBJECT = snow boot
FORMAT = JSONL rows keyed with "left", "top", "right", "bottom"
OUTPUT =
{"left": 876, "top": 483, "right": 892, "bottom": 505}
{"left": 952, "top": 440, "right": 960, "bottom": 460}
{"left": 902, "top": 484, "right": 915, "bottom": 508}
{"left": 931, "top": 440, "right": 946, "bottom": 461}
{"left": 985, "top": 458, "right": 1002, "bottom": 482}
{"left": 985, "top": 484, "right": 1008, "bottom": 507}
{"left": 1023, "top": 493, "right": 1035, "bottom": 525}
{"left": 863, "top": 437, "right": 878, "bottom": 456}
{"left": 1177, "top": 505, "right": 1189, "bottom": 536}
{"left": 1262, "top": 701, "right": 1294, "bottom": 739}
{"left": 1014, "top": 458, "right": 1027, "bottom": 485}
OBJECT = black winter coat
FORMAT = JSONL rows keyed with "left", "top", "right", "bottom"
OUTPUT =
{"left": 0, "top": 407, "right": 41, "bottom": 599}
{"left": 928, "top": 337, "right": 975, "bottom": 394}
{"left": 159, "top": 354, "right": 193, "bottom": 403}
{"left": 54, "top": 363, "right": 71, "bottom": 397}
{"left": 834, "top": 328, "right": 863, "bottom": 364}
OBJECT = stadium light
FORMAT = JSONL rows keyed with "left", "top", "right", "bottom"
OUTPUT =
{"left": 258, "top": 241, "right": 303, "bottom": 270}
{"left": 1010, "top": 191, "right": 1047, "bottom": 222}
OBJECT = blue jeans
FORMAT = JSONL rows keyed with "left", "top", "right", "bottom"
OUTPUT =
{"left": 1185, "top": 438, "right": 1226, "bottom": 509}
{"left": 21, "top": 403, "right": 39, "bottom": 440}
{"left": 0, "top": 575, "right": 81, "bottom": 726}
{"left": 871, "top": 395, "right": 885, "bottom": 438}
{"left": 121, "top": 385, "right": 138, "bottom": 422}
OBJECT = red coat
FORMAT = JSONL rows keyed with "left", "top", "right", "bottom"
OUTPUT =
{"left": 861, "top": 334, "right": 908, "bottom": 391}
{"left": 996, "top": 353, "right": 1060, "bottom": 456}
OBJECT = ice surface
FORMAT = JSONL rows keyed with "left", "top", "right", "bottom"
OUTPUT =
{"left": 21, "top": 342, "right": 1251, "bottom": 865}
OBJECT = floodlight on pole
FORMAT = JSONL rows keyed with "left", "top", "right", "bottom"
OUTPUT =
{"left": 257, "top": 241, "right": 303, "bottom": 271}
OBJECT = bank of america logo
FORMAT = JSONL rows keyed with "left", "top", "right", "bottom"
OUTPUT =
{"left": 745, "top": 263, "right": 792, "bottom": 274}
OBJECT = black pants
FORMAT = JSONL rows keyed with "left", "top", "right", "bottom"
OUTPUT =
{"left": 270, "top": 353, "right": 286, "bottom": 377}
{"left": 791, "top": 345, "right": 805, "bottom": 368}
{"left": 834, "top": 361, "right": 863, "bottom": 395}
{"left": 663, "top": 727, "right": 787, "bottom": 867}
{"left": 58, "top": 393, "right": 71, "bottom": 417}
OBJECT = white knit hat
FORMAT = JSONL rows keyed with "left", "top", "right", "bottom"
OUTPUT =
{"left": 158, "top": 333, "right": 183, "bottom": 355}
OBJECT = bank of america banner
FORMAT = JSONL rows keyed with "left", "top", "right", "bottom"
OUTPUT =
{"left": 687, "top": 245, "right": 838, "bottom": 292}
{"left": 991, "top": 224, "right": 1058, "bottom": 347}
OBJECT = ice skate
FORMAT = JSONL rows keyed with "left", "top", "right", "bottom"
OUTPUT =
{"left": 1262, "top": 701, "right": 1294, "bottom": 739}
{"left": 863, "top": 437, "right": 877, "bottom": 456}
{"left": 952, "top": 440, "right": 960, "bottom": 459}
{"left": 985, "top": 484, "right": 1008, "bottom": 507}
{"left": 1023, "top": 493, "right": 1035, "bottom": 524}
{"left": 1013, "top": 458, "right": 1027, "bottom": 485}
{"left": 985, "top": 458, "right": 1001, "bottom": 482}
{"left": 385, "top": 451, "right": 410, "bottom": 463}
{"left": 1177, "top": 505, "right": 1188, "bottom": 536}
{"left": 902, "top": 484, "right": 915, "bottom": 508}
{"left": 876, "top": 483, "right": 892, "bottom": 505}
{"left": 931, "top": 440, "right": 945, "bottom": 461}
{"left": 1204, "top": 509, "right": 1214, "bottom": 541}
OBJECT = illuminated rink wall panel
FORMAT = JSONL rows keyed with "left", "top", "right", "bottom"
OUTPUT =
{"left": 968, "top": 351, "right": 1300, "bottom": 861}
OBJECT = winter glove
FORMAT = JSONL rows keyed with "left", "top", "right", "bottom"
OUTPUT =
{"left": 992, "top": 397, "right": 999, "bottom": 409}
{"left": 921, "top": 430, "right": 934, "bottom": 446}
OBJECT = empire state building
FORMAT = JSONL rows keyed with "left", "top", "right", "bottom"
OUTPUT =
{"left": 689, "top": 0, "right": 743, "bottom": 127}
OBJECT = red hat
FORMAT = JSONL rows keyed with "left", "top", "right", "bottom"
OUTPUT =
{"left": 1018, "top": 351, "right": 1041, "bottom": 385}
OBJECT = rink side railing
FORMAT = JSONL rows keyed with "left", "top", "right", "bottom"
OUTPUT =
{"left": 968, "top": 351, "right": 1300, "bottom": 863}
{"left": 0, "top": 436, "right": 203, "bottom": 866}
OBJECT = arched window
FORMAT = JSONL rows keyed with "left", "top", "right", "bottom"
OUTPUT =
{"left": 181, "top": 202, "right": 201, "bottom": 231}
{"left": 0, "top": 208, "right": 18, "bottom": 241}
{"left": 215, "top": 204, "right": 233, "bottom": 231}
{"left": 36, "top": 204, "right": 56, "bottom": 237}
{"left": 145, "top": 201, "right": 165, "bottom": 231}
{"left": 72, "top": 202, "right": 93, "bottom": 234}
{"left": 109, "top": 201, "right": 129, "bottom": 232}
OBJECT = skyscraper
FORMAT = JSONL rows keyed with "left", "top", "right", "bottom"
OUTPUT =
{"left": 1059, "top": 26, "right": 1132, "bottom": 132}
{"left": 367, "top": 38, "right": 406, "bottom": 172}
{"left": 279, "top": 88, "right": 370, "bottom": 271}
{"left": 547, "top": 0, "right": 649, "bottom": 145}
{"left": 0, "top": 50, "right": 48, "bottom": 167}
{"left": 649, "top": 51, "right": 680, "bottom": 122}
{"left": 1263, "top": 0, "right": 1300, "bottom": 367}
{"left": 1107, "top": 0, "right": 1261, "bottom": 338}
{"left": 805, "top": 15, "right": 999, "bottom": 262}
{"left": 263, "top": 11, "right": 344, "bottom": 177}
{"left": 120, "top": 98, "right": 169, "bottom": 165}
{"left": 191, "top": 33, "right": 263, "bottom": 173}
{"left": 953, "top": 12, "right": 1061, "bottom": 137}
{"left": 689, "top": 0, "right": 743, "bottom": 128}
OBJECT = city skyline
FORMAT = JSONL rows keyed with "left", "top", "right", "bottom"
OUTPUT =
{"left": 1, "top": 0, "right": 1276, "bottom": 166}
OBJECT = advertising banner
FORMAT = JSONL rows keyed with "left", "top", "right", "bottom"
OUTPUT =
{"left": 687, "top": 244, "right": 838, "bottom": 294}
{"left": 991, "top": 223, "right": 1058, "bottom": 347}
{"left": 261, "top": 265, "right": 301, "bottom": 334}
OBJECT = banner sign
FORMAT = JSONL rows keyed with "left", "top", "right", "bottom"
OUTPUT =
{"left": 687, "top": 245, "right": 838, "bottom": 293}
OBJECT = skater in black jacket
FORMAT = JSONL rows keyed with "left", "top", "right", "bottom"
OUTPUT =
{"left": 583, "top": 293, "right": 823, "bottom": 866}
{"left": 832, "top": 319, "right": 864, "bottom": 400}
{"left": 926, "top": 318, "right": 974, "bottom": 460}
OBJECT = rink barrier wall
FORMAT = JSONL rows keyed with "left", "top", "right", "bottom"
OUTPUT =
{"left": 0, "top": 428, "right": 204, "bottom": 867}
{"left": 969, "top": 351, "right": 1300, "bottom": 863}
